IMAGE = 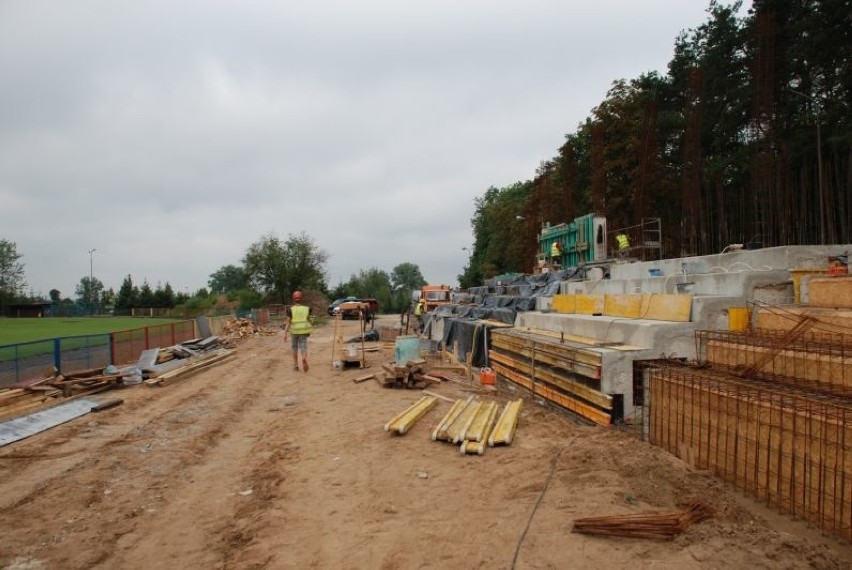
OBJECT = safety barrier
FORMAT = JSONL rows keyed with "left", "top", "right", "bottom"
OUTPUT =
{"left": 0, "top": 320, "right": 196, "bottom": 388}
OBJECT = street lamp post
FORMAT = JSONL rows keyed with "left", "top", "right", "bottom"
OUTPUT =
{"left": 788, "top": 88, "right": 825, "bottom": 244}
{"left": 88, "top": 248, "right": 97, "bottom": 315}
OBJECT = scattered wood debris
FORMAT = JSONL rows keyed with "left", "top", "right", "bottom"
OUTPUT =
{"left": 572, "top": 500, "right": 714, "bottom": 540}
{"left": 380, "top": 359, "right": 441, "bottom": 389}
{"left": 220, "top": 318, "right": 277, "bottom": 346}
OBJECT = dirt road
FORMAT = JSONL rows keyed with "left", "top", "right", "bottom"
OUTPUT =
{"left": 1, "top": 316, "right": 850, "bottom": 569}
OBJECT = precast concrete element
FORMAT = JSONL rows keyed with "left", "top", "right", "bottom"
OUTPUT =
{"left": 610, "top": 245, "right": 852, "bottom": 282}
{"left": 384, "top": 396, "right": 438, "bottom": 435}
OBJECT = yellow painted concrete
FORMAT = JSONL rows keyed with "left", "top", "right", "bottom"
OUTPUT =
{"left": 643, "top": 293, "right": 693, "bottom": 322}
{"left": 575, "top": 294, "right": 605, "bottom": 315}
{"left": 603, "top": 294, "right": 644, "bottom": 318}
{"left": 551, "top": 294, "right": 576, "bottom": 314}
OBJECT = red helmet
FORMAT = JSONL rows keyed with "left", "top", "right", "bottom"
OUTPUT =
{"left": 292, "top": 291, "right": 302, "bottom": 301}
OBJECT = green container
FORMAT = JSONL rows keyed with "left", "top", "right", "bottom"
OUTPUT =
{"left": 395, "top": 335, "right": 421, "bottom": 365}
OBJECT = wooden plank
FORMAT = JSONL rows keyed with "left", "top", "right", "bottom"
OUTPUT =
{"left": 353, "top": 374, "right": 375, "bottom": 383}
{"left": 491, "top": 334, "right": 602, "bottom": 370}
{"left": 488, "top": 350, "right": 611, "bottom": 409}
{"left": 492, "top": 362, "right": 611, "bottom": 426}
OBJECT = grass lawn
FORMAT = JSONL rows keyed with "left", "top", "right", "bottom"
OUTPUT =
{"left": 0, "top": 317, "right": 189, "bottom": 346}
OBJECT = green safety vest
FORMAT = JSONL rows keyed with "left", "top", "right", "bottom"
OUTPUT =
{"left": 550, "top": 242, "right": 560, "bottom": 257}
{"left": 414, "top": 301, "right": 424, "bottom": 316}
{"left": 616, "top": 234, "right": 630, "bottom": 251}
{"left": 290, "top": 305, "right": 313, "bottom": 335}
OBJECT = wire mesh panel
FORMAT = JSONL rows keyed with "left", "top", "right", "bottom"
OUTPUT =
{"left": 649, "top": 365, "right": 852, "bottom": 540}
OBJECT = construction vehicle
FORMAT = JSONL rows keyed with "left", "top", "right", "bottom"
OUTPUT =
{"left": 420, "top": 284, "right": 452, "bottom": 312}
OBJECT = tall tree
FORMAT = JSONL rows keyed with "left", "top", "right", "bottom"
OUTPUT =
{"left": 0, "top": 239, "right": 26, "bottom": 310}
{"left": 208, "top": 265, "right": 249, "bottom": 294}
{"left": 75, "top": 276, "right": 104, "bottom": 314}
{"left": 243, "top": 232, "right": 328, "bottom": 303}
{"left": 115, "top": 275, "right": 139, "bottom": 311}
{"left": 390, "top": 262, "right": 426, "bottom": 312}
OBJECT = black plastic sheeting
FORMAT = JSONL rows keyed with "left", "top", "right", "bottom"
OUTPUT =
{"left": 433, "top": 267, "right": 585, "bottom": 367}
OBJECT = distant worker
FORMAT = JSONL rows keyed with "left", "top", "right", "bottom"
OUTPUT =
{"left": 616, "top": 233, "right": 630, "bottom": 258}
{"left": 414, "top": 297, "right": 426, "bottom": 333}
{"left": 284, "top": 291, "right": 313, "bottom": 372}
{"left": 550, "top": 241, "right": 562, "bottom": 264}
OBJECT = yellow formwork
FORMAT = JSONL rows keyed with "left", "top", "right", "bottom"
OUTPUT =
{"left": 462, "top": 401, "right": 499, "bottom": 443}
{"left": 448, "top": 400, "right": 483, "bottom": 444}
{"left": 432, "top": 396, "right": 474, "bottom": 441}
{"left": 384, "top": 396, "right": 438, "bottom": 435}
{"left": 488, "top": 399, "right": 523, "bottom": 446}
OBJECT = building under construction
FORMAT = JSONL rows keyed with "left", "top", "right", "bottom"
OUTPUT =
{"left": 429, "top": 232, "right": 850, "bottom": 540}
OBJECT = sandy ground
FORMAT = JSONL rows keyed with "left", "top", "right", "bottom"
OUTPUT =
{"left": 1, "top": 315, "right": 850, "bottom": 570}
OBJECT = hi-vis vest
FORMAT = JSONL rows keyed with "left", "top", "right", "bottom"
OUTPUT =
{"left": 414, "top": 300, "right": 425, "bottom": 316}
{"left": 616, "top": 234, "right": 630, "bottom": 251}
{"left": 550, "top": 242, "right": 561, "bottom": 258}
{"left": 290, "top": 305, "right": 313, "bottom": 335}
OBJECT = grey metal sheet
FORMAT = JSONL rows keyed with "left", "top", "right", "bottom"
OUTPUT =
{"left": 0, "top": 399, "right": 97, "bottom": 447}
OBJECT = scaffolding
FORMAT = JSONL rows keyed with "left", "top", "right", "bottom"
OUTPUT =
{"left": 609, "top": 217, "right": 662, "bottom": 261}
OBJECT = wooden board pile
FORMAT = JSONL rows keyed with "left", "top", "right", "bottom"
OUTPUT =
{"left": 379, "top": 358, "right": 443, "bottom": 389}
{"left": 0, "top": 367, "right": 122, "bottom": 422}
{"left": 219, "top": 318, "right": 276, "bottom": 346}
{"left": 572, "top": 500, "right": 714, "bottom": 540}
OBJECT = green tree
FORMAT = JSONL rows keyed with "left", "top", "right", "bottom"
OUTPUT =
{"left": 153, "top": 282, "right": 176, "bottom": 308}
{"left": 0, "top": 239, "right": 26, "bottom": 310}
{"left": 138, "top": 281, "right": 155, "bottom": 308}
{"left": 75, "top": 276, "right": 104, "bottom": 314}
{"left": 208, "top": 265, "right": 249, "bottom": 294}
{"left": 115, "top": 275, "right": 139, "bottom": 311}
{"left": 49, "top": 289, "right": 61, "bottom": 304}
{"left": 243, "top": 232, "right": 329, "bottom": 303}
{"left": 345, "top": 268, "right": 392, "bottom": 313}
{"left": 390, "top": 262, "right": 426, "bottom": 312}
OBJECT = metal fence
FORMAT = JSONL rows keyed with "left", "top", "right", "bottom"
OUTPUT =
{"left": 0, "top": 320, "right": 197, "bottom": 388}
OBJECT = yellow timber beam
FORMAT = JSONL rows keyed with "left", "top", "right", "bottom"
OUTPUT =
{"left": 384, "top": 396, "right": 438, "bottom": 435}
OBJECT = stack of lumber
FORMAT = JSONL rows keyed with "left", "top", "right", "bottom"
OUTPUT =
{"left": 572, "top": 500, "right": 714, "bottom": 540}
{"left": 380, "top": 359, "right": 442, "bottom": 389}
{"left": 0, "top": 387, "right": 62, "bottom": 422}
{"left": 144, "top": 348, "right": 234, "bottom": 387}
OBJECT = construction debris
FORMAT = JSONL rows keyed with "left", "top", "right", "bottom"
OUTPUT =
{"left": 572, "top": 500, "right": 714, "bottom": 540}
{"left": 380, "top": 359, "right": 440, "bottom": 389}
{"left": 220, "top": 318, "right": 276, "bottom": 346}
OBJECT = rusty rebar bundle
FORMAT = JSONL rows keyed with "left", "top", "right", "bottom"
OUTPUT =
{"left": 572, "top": 500, "right": 714, "bottom": 540}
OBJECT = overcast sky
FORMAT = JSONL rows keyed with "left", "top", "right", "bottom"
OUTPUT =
{"left": 0, "top": 1, "right": 750, "bottom": 300}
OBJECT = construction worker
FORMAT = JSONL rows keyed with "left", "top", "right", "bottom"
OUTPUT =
{"left": 550, "top": 241, "right": 562, "bottom": 265}
{"left": 414, "top": 297, "right": 426, "bottom": 333}
{"left": 284, "top": 291, "right": 313, "bottom": 372}
{"left": 616, "top": 233, "right": 630, "bottom": 258}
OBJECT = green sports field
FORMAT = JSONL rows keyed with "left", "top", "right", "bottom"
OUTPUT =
{"left": 0, "top": 317, "right": 188, "bottom": 346}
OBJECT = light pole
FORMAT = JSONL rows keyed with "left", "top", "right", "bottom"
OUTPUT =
{"left": 88, "top": 248, "right": 97, "bottom": 314}
{"left": 788, "top": 88, "right": 825, "bottom": 244}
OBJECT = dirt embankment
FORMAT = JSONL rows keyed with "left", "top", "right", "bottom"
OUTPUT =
{"left": 1, "top": 315, "right": 849, "bottom": 569}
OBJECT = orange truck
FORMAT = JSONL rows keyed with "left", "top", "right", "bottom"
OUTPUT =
{"left": 420, "top": 284, "right": 452, "bottom": 312}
